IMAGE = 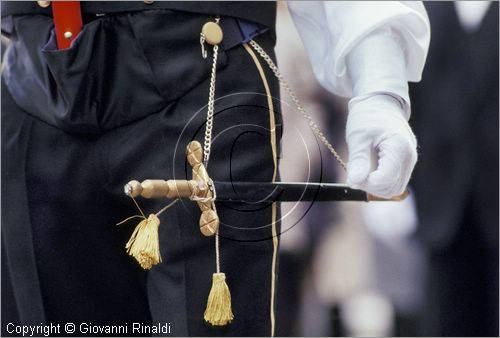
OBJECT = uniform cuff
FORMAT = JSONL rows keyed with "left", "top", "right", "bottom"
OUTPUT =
{"left": 346, "top": 26, "right": 411, "bottom": 118}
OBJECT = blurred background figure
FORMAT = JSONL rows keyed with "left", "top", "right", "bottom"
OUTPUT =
{"left": 410, "top": 1, "right": 499, "bottom": 336}
{"left": 275, "top": 3, "right": 399, "bottom": 336}
{"left": 361, "top": 193, "right": 426, "bottom": 336}
{"left": 274, "top": 2, "right": 346, "bottom": 335}
{"left": 275, "top": 1, "right": 498, "bottom": 337}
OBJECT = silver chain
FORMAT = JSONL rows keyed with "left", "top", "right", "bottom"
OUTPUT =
{"left": 201, "top": 31, "right": 347, "bottom": 171}
{"left": 202, "top": 19, "right": 220, "bottom": 167}
{"left": 202, "top": 44, "right": 218, "bottom": 167}
{"left": 248, "top": 40, "right": 347, "bottom": 171}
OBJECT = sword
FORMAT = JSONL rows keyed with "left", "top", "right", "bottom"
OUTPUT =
{"left": 124, "top": 141, "right": 408, "bottom": 236}
{"left": 125, "top": 180, "right": 408, "bottom": 203}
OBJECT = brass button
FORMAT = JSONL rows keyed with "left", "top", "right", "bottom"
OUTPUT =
{"left": 37, "top": 1, "right": 51, "bottom": 8}
{"left": 202, "top": 22, "right": 223, "bottom": 45}
{"left": 143, "top": 0, "right": 154, "bottom": 4}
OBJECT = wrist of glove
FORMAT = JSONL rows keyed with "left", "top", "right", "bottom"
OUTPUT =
{"left": 345, "top": 94, "right": 417, "bottom": 198}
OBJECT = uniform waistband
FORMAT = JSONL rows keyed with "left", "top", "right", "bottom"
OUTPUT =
{"left": 1, "top": 1, "right": 277, "bottom": 31}
{"left": 1, "top": 8, "right": 277, "bottom": 133}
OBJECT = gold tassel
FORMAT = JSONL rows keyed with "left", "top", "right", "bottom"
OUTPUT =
{"left": 125, "top": 214, "right": 161, "bottom": 270}
{"left": 204, "top": 272, "right": 234, "bottom": 326}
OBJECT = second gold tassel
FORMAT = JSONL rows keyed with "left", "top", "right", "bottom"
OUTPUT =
{"left": 204, "top": 272, "right": 234, "bottom": 326}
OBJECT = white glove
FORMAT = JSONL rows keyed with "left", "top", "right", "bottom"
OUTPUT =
{"left": 345, "top": 94, "right": 417, "bottom": 198}
{"left": 287, "top": 2, "right": 429, "bottom": 198}
{"left": 342, "top": 24, "right": 418, "bottom": 198}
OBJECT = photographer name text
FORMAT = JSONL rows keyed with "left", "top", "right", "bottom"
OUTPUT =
{"left": 6, "top": 322, "right": 172, "bottom": 336}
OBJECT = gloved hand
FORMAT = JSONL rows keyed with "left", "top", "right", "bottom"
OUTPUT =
{"left": 341, "top": 24, "right": 419, "bottom": 198}
{"left": 345, "top": 94, "right": 417, "bottom": 198}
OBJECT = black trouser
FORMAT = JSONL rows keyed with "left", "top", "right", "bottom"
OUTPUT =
{"left": 2, "top": 9, "right": 281, "bottom": 336}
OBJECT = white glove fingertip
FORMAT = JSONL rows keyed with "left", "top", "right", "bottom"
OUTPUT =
{"left": 366, "top": 169, "right": 408, "bottom": 198}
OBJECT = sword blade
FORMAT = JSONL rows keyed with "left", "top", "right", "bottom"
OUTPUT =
{"left": 213, "top": 181, "right": 369, "bottom": 202}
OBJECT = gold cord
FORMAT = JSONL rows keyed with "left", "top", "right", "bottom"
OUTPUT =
{"left": 156, "top": 199, "right": 179, "bottom": 217}
{"left": 116, "top": 214, "right": 145, "bottom": 226}
{"left": 242, "top": 42, "right": 279, "bottom": 337}
{"left": 117, "top": 196, "right": 147, "bottom": 225}
{"left": 131, "top": 196, "right": 146, "bottom": 218}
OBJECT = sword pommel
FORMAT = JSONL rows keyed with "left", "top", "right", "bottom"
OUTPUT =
{"left": 125, "top": 180, "right": 142, "bottom": 198}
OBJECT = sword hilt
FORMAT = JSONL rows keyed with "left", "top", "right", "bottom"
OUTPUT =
{"left": 124, "top": 141, "right": 219, "bottom": 237}
{"left": 125, "top": 179, "right": 204, "bottom": 199}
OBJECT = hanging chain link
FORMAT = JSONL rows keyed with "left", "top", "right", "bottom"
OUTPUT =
{"left": 203, "top": 44, "right": 218, "bottom": 167}
{"left": 248, "top": 40, "right": 347, "bottom": 171}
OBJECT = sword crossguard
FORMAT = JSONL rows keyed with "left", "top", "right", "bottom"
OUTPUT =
{"left": 124, "top": 141, "right": 219, "bottom": 237}
{"left": 186, "top": 141, "right": 219, "bottom": 236}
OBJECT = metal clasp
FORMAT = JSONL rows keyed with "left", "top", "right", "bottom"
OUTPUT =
{"left": 200, "top": 33, "right": 208, "bottom": 59}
